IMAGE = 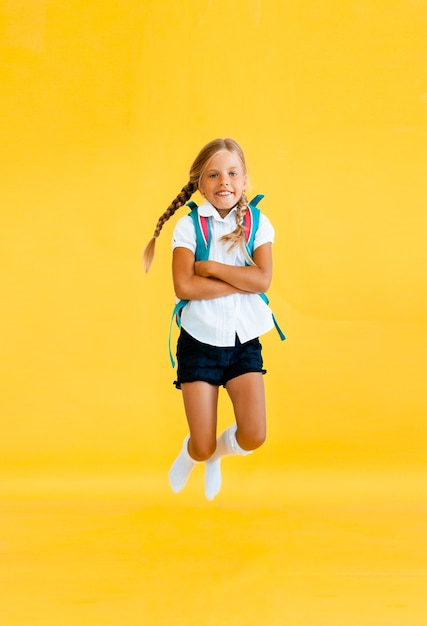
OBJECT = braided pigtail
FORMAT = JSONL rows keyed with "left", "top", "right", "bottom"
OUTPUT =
{"left": 220, "top": 192, "right": 256, "bottom": 266}
{"left": 143, "top": 181, "right": 197, "bottom": 272}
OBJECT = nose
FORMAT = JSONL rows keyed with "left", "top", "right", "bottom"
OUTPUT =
{"left": 218, "top": 173, "right": 229, "bottom": 186}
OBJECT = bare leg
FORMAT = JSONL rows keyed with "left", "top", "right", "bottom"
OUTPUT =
{"left": 226, "top": 372, "right": 266, "bottom": 450}
{"left": 204, "top": 372, "right": 266, "bottom": 500}
{"left": 168, "top": 381, "right": 219, "bottom": 494}
{"left": 181, "top": 381, "right": 219, "bottom": 460}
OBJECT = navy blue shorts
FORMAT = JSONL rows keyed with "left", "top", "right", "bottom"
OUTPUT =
{"left": 174, "top": 329, "right": 266, "bottom": 389}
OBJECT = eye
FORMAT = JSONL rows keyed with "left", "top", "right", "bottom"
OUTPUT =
{"left": 208, "top": 173, "right": 218, "bottom": 178}
{"left": 229, "top": 171, "right": 238, "bottom": 177}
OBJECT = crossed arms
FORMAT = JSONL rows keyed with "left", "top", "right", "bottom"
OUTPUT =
{"left": 172, "top": 243, "right": 272, "bottom": 301}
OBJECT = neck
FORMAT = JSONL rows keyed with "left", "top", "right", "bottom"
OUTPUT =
{"left": 215, "top": 208, "right": 231, "bottom": 219}
{"left": 213, "top": 204, "right": 237, "bottom": 219}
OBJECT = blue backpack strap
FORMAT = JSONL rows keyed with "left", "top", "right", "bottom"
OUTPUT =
{"left": 168, "top": 299, "right": 189, "bottom": 367}
{"left": 250, "top": 199, "right": 285, "bottom": 341}
{"left": 187, "top": 202, "right": 211, "bottom": 261}
{"left": 249, "top": 193, "right": 264, "bottom": 208}
{"left": 245, "top": 197, "right": 263, "bottom": 258}
{"left": 258, "top": 293, "right": 286, "bottom": 341}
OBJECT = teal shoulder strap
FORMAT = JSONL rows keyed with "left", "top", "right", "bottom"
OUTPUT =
{"left": 247, "top": 196, "right": 286, "bottom": 342}
{"left": 187, "top": 202, "right": 210, "bottom": 262}
{"left": 258, "top": 293, "right": 286, "bottom": 341}
{"left": 249, "top": 193, "right": 264, "bottom": 208}
{"left": 168, "top": 299, "right": 188, "bottom": 368}
{"left": 245, "top": 195, "right": 263, "bottom": 257}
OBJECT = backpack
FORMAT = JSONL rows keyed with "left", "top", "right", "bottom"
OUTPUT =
{"left": 186, "top": 193, "right": 263, "bottom": 262}
{"left": 168, "top": 195, "right": 285, "bottom": 366}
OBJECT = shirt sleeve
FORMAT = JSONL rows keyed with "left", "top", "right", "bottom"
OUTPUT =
{"left": 172, "top": 214, "right": 196, "bottom": 254}
{"left": 254, "top": 213, "right": 275, "bottom": 249}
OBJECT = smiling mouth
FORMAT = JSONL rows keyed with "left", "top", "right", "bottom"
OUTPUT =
{"left": 216, "top": 191, "right": 232, "bottom": 196}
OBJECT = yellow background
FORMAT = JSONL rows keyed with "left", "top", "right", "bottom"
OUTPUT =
{"left": 1, "top": 1, "right": 426, "bottom": 625}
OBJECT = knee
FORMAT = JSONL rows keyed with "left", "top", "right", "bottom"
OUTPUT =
{"left": 189, "top": 437, "right": 216, "bottom": 462}
{"left": 255, "top": 429, "right": 267, "bottom": 449}
{"left": 236, "top": 426, "right": 266, "bottom": 452}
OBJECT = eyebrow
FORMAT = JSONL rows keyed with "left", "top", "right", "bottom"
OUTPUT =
{"left": 205, "top": 167, "right": 239, "bottom": 173}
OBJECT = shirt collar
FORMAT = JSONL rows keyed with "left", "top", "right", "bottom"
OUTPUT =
{"left": 198, "top": 200, "right": 237, "bottom": 221}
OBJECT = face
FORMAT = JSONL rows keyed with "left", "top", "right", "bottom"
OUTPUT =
{"left": 199, "top": 150, "right": 247, "bottom": 212}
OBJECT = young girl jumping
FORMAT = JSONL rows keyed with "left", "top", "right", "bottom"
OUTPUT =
{"left": 143, "top": 137, "right": 278, "bottom": 500}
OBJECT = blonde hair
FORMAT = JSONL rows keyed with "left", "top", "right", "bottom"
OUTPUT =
{"left": 143, "top": 137, "right": 253, "bottom": 272}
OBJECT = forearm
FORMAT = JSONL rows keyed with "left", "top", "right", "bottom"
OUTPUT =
{"left": 173, "top": 273, "right": 243, "bottom": 301}
{"left": 195, "top": 260, "right": 271, "bottom": 294}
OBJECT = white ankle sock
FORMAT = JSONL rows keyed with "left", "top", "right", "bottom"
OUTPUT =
{"left": 169, "top": 435, "right": 198, "bottom": 493}
{"left": 205, "top": 424, "right": 252, "bottom": 500}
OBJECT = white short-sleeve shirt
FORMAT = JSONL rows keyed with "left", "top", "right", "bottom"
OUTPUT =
{"left": 172, "top": 200, "right": 275, "bottom": 347}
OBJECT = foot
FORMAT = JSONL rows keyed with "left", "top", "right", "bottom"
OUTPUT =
{"left": 205, "top": 458, "right": 222, "bottom": 500}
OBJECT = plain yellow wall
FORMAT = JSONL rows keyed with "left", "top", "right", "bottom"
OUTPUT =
{"left": 1, "top": 0, "right": 426, "bottom": 477}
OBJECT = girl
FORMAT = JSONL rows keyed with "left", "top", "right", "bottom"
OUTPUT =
{"left": 143, "top": 138, "right": 276, "bottom": 500}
